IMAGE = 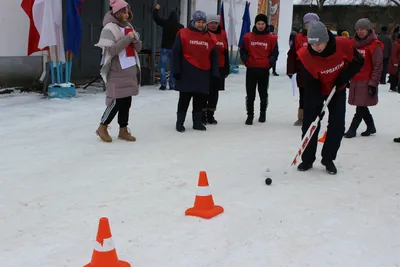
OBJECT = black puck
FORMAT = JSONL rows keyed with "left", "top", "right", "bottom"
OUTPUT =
{"left": 265, "top": 178, "right": 272, "bottom": 185}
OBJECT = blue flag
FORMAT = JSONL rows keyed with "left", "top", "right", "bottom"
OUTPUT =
{"left": 238, "top": 1, "right": 251, "bottom": 47}
{"left": 65, "top": 0, "right": 83, "bottom": 55}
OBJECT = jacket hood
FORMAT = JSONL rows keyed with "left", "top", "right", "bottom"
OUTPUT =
{"left": 103, "top": 10, "right": 128, "bottom": 27}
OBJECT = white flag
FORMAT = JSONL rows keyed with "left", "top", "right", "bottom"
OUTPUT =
{"left": 227, "top": 0, "right": 238, "bottom": 46}
{"left": 32, "top": 0, "right": 65, "bottom": 63}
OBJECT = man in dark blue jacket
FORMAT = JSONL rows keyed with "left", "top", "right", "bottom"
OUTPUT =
{"left": 153, "top": 4, "right": 184, "bottom": 90}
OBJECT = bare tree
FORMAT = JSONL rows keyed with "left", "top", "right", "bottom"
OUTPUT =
{"left": 315, "top": 0, "right": 327, "bottom": 9}
{"left": 390, "top": 0, "right": 400, "bottom": 6}
{"left": 298, "top": 0, "right": 399, "bottom": 6}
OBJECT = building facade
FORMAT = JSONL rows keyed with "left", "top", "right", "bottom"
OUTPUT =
{"left": 0, "top": 0, "right": 256, "bottom": 88}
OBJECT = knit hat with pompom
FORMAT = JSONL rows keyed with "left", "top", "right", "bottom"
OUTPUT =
{"left": 110, "top": 0, "right": 128, "bottom": 14}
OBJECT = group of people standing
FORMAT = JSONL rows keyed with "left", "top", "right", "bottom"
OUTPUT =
{"left": 285, "top": 13, "right": 400, "bottom": 174}
{"left": 93, "top": 0, "right": 397, "bottom": 174}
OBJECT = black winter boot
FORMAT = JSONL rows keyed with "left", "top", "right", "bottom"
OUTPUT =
{"left": 193, "top": 112, "right": 206, "bottom": 131}
{"left": 201, "top": 110, "right": 207, "bottom": 125}
{"left": 394, "top": 137, "right": 400, "bottom": 143}
{"left": 258, "top": 99, "right": 268, "bottom": 123}
{"left": 297, "top": 162, "right": 313, "bottom": 172}
{"left": 176, "top": 113, "right": 186, "bottom": 133}
{"left": 258, "top": 112, "right": 266, "bottom": 123}
{"left": 321, "top": 159, "right": 337, "bottom": 175}
{"left": 207, "top": 110, "right": 218, "bottom": 125}
{"left": 344, "top": 113, "right": 363, "bottom": 138}
{"left": 245, "top": 98, "right": 254, "bottom": 125}
{"left": 361, "top": 113, "right": 376, "bottom": 137}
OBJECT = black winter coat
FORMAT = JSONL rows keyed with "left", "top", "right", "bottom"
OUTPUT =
{"left": 171, "top": 24, "right": 220, "bottom": 94}
{"left": 153, "top": 9, "right": 184, "bottom": 49}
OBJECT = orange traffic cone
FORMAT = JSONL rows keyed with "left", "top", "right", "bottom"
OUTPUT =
{"left": 318, "top": 131, "right": 327, "bottom": 143}
{"left": 84, "top": 217, "right": 130, "bottom": 267}
{"left": 185, "top": 171, "right": 224, "bottom": 219}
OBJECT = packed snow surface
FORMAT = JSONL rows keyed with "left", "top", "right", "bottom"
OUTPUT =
{"left": 1, "top": 70, "right": 400, "bottom": 266}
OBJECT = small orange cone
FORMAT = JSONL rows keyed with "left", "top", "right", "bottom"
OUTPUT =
{"left": 318, "top": 131, "right": 327, "bottom": 143}
{"left": 84, "top": 217, "right": 130, "bottom": 267}
{"left": 185, "top": 171, "right": 224, "bottom": 219}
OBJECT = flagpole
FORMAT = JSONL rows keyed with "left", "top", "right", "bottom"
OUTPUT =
{"left": 48, "top": 50, "right": 55, "bottom": 85}
{"left": 55, "top": 45, "right": 61, "bottom": 84}
{"left": 66, "top": 51, "right": 70, "bottom": 83}
{"left": 217, "top": 0, "right": 222, "bottom": 14}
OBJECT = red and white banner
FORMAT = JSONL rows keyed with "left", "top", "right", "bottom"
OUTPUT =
{"left": 270, "top": 0, "right": 280, "bottom": 34}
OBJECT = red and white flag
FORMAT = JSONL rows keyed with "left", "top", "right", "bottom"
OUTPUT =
{"left": 21, "top": 0, "right": 47, "bottom": 55}
{"left": 32, "top": 0, "right": 65, "bottom": 62}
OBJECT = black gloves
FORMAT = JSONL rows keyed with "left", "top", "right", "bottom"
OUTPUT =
{"left": 288, "top": 74, "right": 293, "bottom": 79}
{"left": 368, "top": 86, "right": 377, "bottom": 96}
{"left": 173, "top": 73, "right": 181, "bottom": 80}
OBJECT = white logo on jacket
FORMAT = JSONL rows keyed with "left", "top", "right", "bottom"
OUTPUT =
{"left": 190, "top": 40, "right": 209, "bottom": 49}
{"left": 250, "top": 41, "right": 268, "bottom": 48}
{"left": 320, "top": 61, "right": 345, "bottom": 75}
{"left": 356, "top": 49, "right": 366, "bottom": 57}
{"left": 216, "top": 41, "right": 224, "bottom": 48}
{"left": 303, "top": 42, "right": 308, "bottom": 47}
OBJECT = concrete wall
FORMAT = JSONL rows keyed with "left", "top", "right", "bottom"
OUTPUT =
{"left": 0, "top": 0, "right": 44, "bottom": 87}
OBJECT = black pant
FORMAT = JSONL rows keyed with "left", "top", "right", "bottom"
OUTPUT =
{"left": 298, "top": 87, "right": 305, "bottom": 109}
{"left": 389, "top": 75, "right": 398, "bottom": 91}
{"left": 204, "top": 83, "right": 219, "bottom": 112}
{"left": 177, "top": 92, "right": 207, "bottom": 114}
{"left": 356, "top": 106, "right": 371, "bottom": 118}
{"left": 101, "top": 96, "right": 132, "bottom": 127}
{"left": 245, "top": 68, "right": 270, "bottom": 115}
{"left": 356, "top": 106, "right": 374, "bottom": 127}
{"left": 301, "top": 90, "right": 346, "bottom": 163}
{"left": 380, "top": 58, "right": 389, "bottom": 84}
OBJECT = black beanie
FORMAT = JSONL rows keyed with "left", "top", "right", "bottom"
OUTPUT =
{"left": 255, "top": 14, "right": 268, "bottom": 25}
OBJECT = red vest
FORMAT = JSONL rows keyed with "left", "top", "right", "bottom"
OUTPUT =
{"left": 243, "top": 32, "right": 278, "bottom": 68}
{"left": 295, "top": 33, "right": 308, "bottom": 52}
{"left": 352, "top": 39, "right": 383, "bottom": 81}
{"left": 297, "top": 38, "right": 354, "bottom": 96}
{"left": 211, "top": 30, "right": 228, "bottom": 67}
{"left": 179, "top": 28, "right": 216, "bottom": 70}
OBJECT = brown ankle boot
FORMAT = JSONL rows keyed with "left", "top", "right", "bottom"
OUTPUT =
{"left": 96, "top": 124, "right": 112, "bottom": 142}
{"left": 294, "top": 108, "right": 303, "bottom": 126}
{"left": 118, "top": 127, "right": 136, "bottom": 142}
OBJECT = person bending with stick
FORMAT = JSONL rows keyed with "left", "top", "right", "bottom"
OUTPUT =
{"left": 296, "top": 22, "right": 364, "bottom": 175}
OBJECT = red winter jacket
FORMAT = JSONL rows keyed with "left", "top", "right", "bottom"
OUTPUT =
{"left": 388, "top": 39, "right": 400, "bottom": 75}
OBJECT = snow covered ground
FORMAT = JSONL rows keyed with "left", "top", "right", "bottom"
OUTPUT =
{"left": 1, "top": 70, "right": 400, "bottom": 266}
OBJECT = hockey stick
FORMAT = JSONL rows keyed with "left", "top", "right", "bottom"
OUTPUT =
{"left": 290, "top": 88, "right": 336, "bottom": 167}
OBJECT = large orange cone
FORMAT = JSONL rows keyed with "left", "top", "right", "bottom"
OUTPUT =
{"left": 318, "top": 131, "right": 327, "bottom": 143}
{"left": 185, "top": 171, "right": 224, "bottom": 219}
{"left": 84, "top": 217, "right": 130, "bottom": 267}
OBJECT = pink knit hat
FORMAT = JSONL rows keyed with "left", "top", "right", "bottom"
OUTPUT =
{"left": 110, "top": 0, "right": 128, "bottom": 14}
